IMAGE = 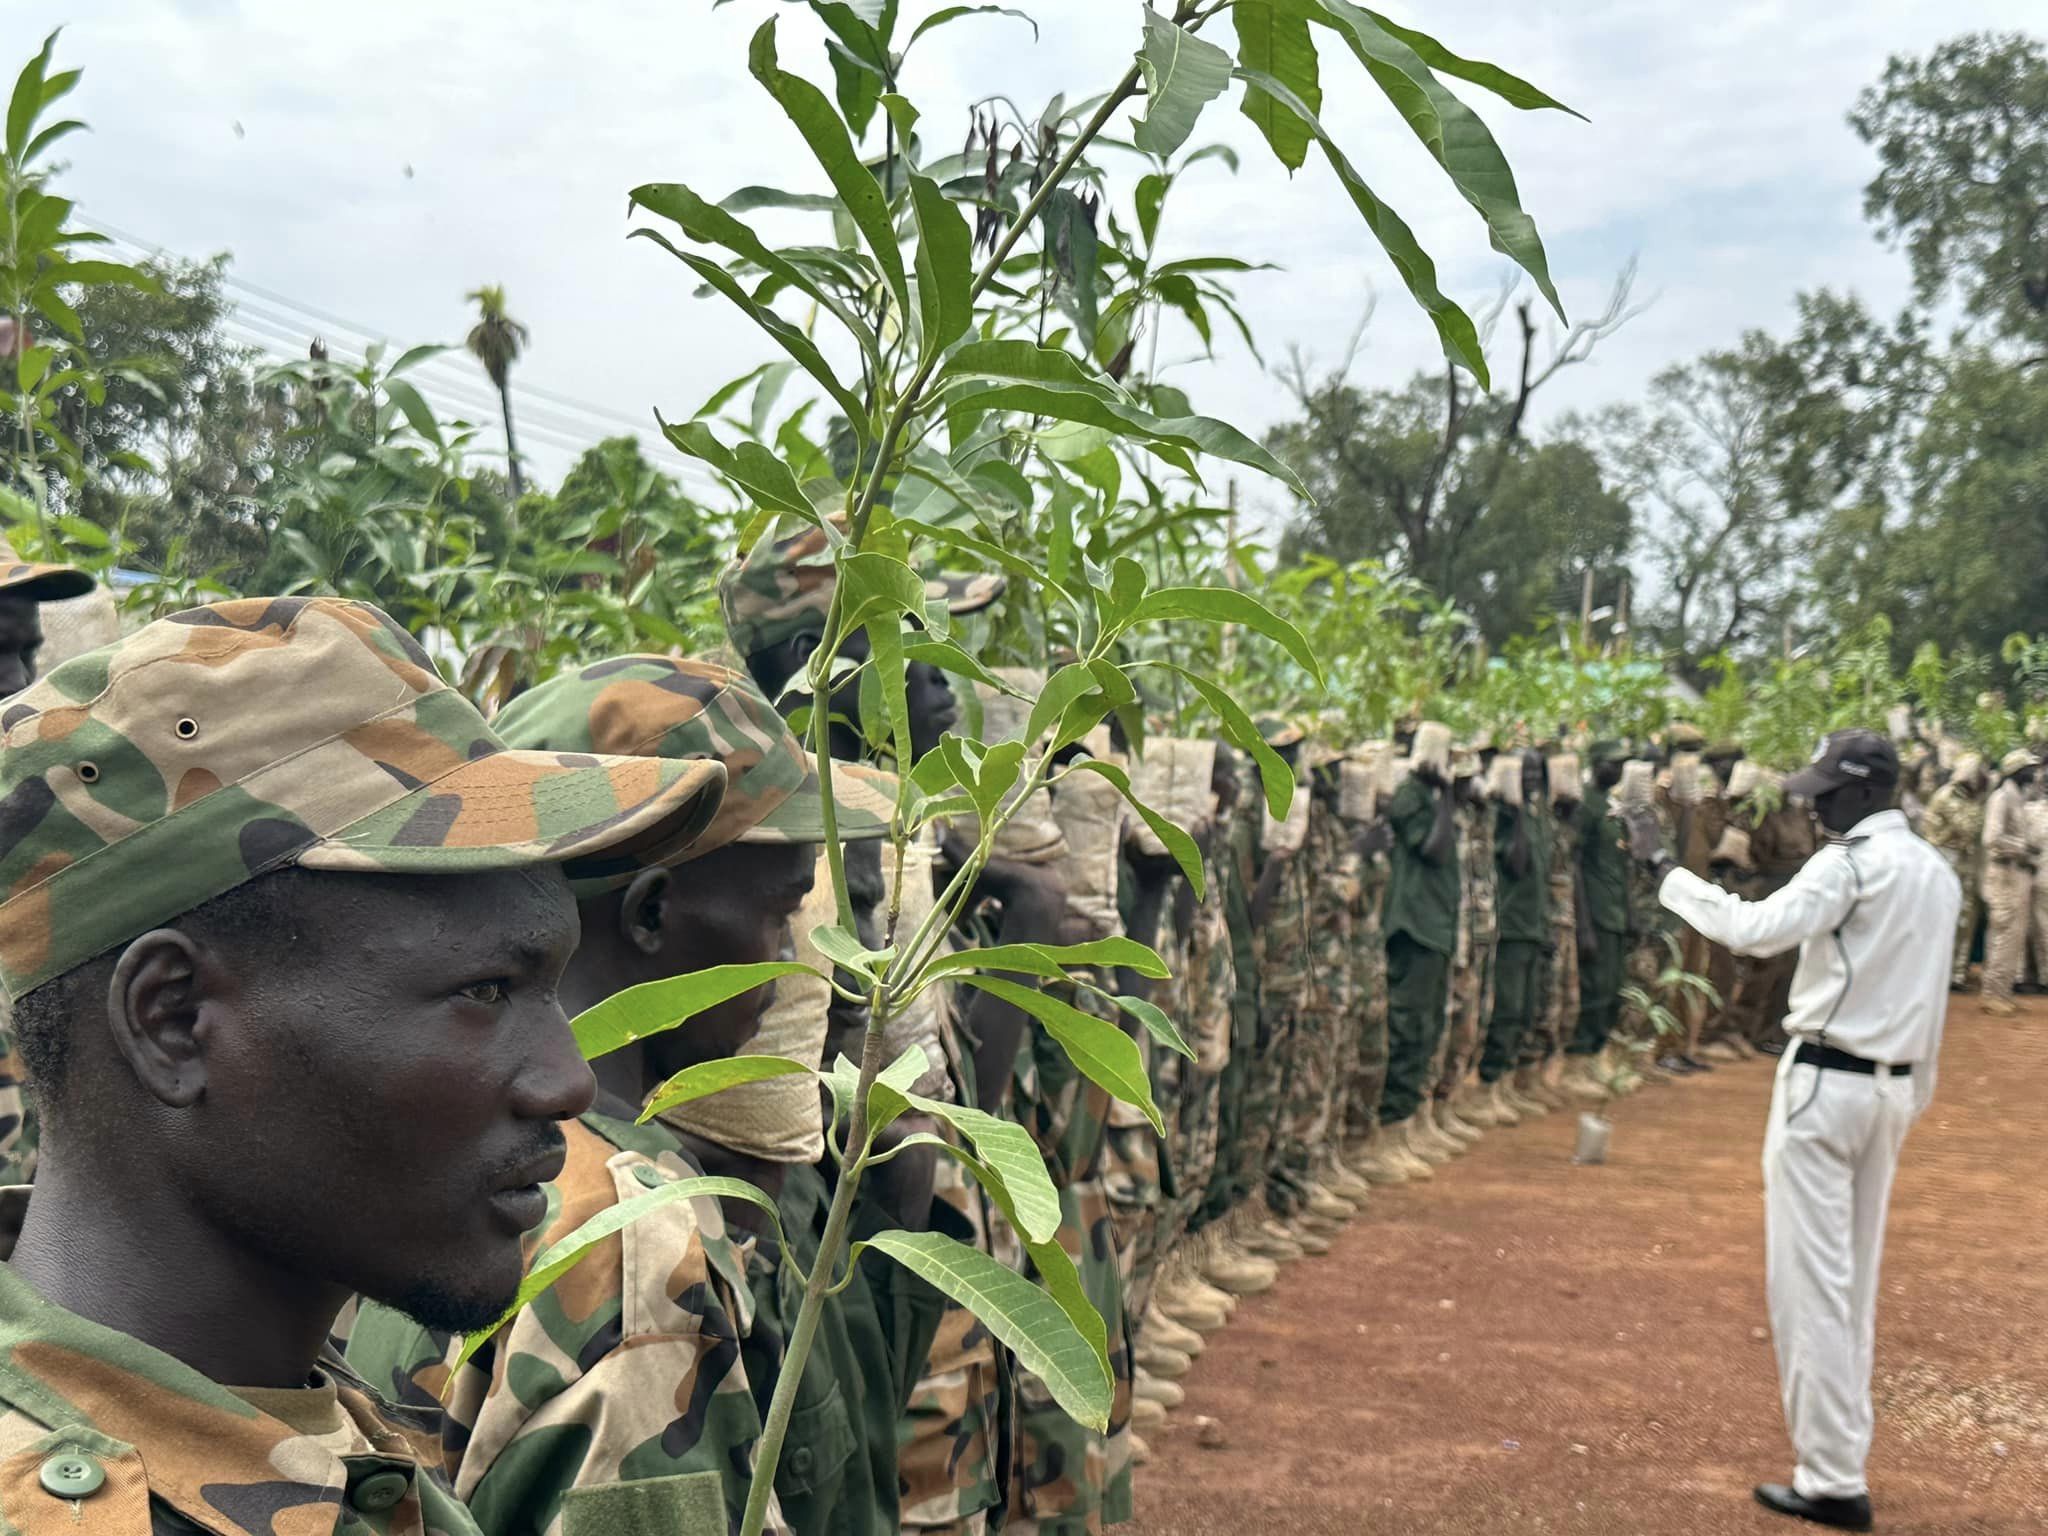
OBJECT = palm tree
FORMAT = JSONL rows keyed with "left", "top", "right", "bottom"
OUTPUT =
{"left": 465, "top": 285, "right": 530, "bottom": 501}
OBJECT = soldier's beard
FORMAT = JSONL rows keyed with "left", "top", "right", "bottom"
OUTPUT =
{"left": 384, "top": 1277, "right": 515, "bottom": 1336}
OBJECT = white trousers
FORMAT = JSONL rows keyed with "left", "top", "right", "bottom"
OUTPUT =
{"left": 1761, "top": 1046, "right": 1917, "bottom": 1500}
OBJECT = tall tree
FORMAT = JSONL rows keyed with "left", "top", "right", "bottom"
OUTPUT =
{"left": 1850, "top": 32, "right": 2048, "bottom": 355}
{"left": 465, "top": 284, "right": 529, "bottom": 499}
{"left": 1266, "top": 271, "right": 1638, "bottom": 644}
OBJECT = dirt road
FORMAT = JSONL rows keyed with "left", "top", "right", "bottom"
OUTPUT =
{"left": 1130, "top": 997, "right": 2046, "bottom": 1535}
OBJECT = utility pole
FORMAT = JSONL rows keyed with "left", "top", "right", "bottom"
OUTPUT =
{"left": 1579, "top": 567, "right": 1595, "bottom": 651}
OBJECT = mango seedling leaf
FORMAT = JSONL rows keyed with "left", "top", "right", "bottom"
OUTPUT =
{"left": 956, "top": 974, "right": 1164, "bottom": 1133}
{"left": 1132, "top": 7, "right": 1233, "bottom": 159}
{"left": 908, "top": 4, "right": 1039, "bottom": 49}
{"left": 853, "top": 1230, "right": 1112, "bottom": 1430}
{"left": 924, "top": 935, "right": 1170, "bottom": 982}
{"left": 1230, "top": 65, "right": 1487, "bottom": 387}
{"left": 1142, "top": 660, "right": 1297, "bottom": 821}
{"left": 1104, "top": 987, "right": 1193, "bottom": 1061}
{"left": 659, "top": 415, "right": 819, "bottom": 524}
{"left": 901, "top": 1089, "right": 1062, "bottom": 1243}
{"left": 1064, "top": 757, "right": 1205, "bottom": 902}
{"left": 1128, "top": 585, "right": 1322, "bottom": 682}
{"left": 1233, "top": 0, "right": 1321, "bottom": 173}
{"left": 811, "top": 921, "right": 896, "bottom": 981}
{"left": 639, "top": 1055, "right": 818, "bottom": 1123}
{"left": 1363, "top": 8, "right": 1585, "bottom": 117}
{"left": 450, "top": 1176, "right": 785, "bottom": 1377}
{"left": 572, "top": 962, "right": 816, "bottom": 1059}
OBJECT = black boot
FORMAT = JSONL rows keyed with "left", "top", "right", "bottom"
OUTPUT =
{"left": 1754, "top": 1482, "right": 1873, "bottom": 1531}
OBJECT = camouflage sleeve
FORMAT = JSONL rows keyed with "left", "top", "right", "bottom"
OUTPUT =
{"left": 0, "top": 1026, "right": 36, "bottom": 1185}
{"left": 347, "top": 1136, "right": 784, "bottom": 1536}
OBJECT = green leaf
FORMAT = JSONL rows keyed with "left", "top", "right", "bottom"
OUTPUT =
{"left": 382, "top": 378, "right": 444, "bottom": 449}
{"left": 1064, "top": 756, "right": 1205, "bottom": 901}
{"left": 810, "top": 922, "right": 896, "bottom": 980}
{"left": 1228, "top": 66, "right": 1487, "bottom": 388}
{"left": 938, "top": 377, "right": 1308, "bottom": 497}
{"left": 571, "top": 962, "right": 816, "bottom": 1058}
{"left": 749, "top": 20, "right": 911, "bottom": 327}
{"left": 1132, "top": 8, "right": 1233, "bottom": 159}
{"left": 826, "top": 37, "right": 885, "bottom": 138}
{"left": 907, "top": 4, "right": 1039, "bottom": 49}
{"left": 639, "top": 1055, "right": 818, "bottom": 1122}
{"left": 41, "top": 259, "right": 157, "bottom": 294}
{"left": 1135, "top": 171, "right": 1171, "bottom": 250}
{"left": 957, "top": 974, "right": 1163, "bottom": 1133}
{"left": 853, "top": 1230, "right": 1112, "bottom": 1429}
{"left": 660, "top": 415, "right": 821, "bottom": 527}
{"left": 1142, "top": 660, "right": 1296, "bottom": 821}
{"left": 719, "top": 185, "right": 846, "bottom": 214}
{"left": 6, "top": 32, "right": 56, "bottom": 162}
{"left": 629, "top": 182, "right": 881, "bottom": 367}
{"left": 936, "top": 339, "right": 1126, "bottom": 396}
{"left": 893, "top": 510, "right": 1083, "bottom": 616}
{"left": 633, "top": 229, "right": 870, "bottom": 427}
{"left": 906, "top": 168, "right": 974, "bottom": 359}
{"left": 899, "top": 1090, "right": 1062, "bottom": 1243}
{"left": 837, "top": 549, "right": 928, "bottom": 631}
{"left": 21, "top": 115, "right": 84, "bottom": 166}
{"left": 451, "top": 1176, "right": 785, "bottom": 1375}
{"left": 904, "top": 635, "right": 1020, "bottom": 695}
{"left": 1315, "top": 0, "right": 1564, "bottom": 322}
{"left": 1233, "top": 0, "right": 1320, "bottom": 173}
{"left": 924, "top": 935, "right": 1170, "bottom": 982}
{"left": 1106, "top": 987, "right": 1193, "bottom": 1061}
{"left": 1363, "top": 9, "right": 1585, "bottom": 118}
{"left": 1129, "top": 585, "right": 1321, "bottom": 681}
{"left": 867, "top": 613, "right": 916, "bottom": 773}
{"left": 1024, "top": 661, "right": 1103, "bottom": 749}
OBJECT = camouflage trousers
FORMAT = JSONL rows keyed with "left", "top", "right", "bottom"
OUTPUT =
{"left": 1102, "top": 1036, "right": 1165, "bottom": 1327}
{"left": 1236, "top": 990, "right": 1300, "bottom": 1211}
{"left": 1343, "top": 935, "right": 1389, "bottom": 1141}
{"left": 1265, "top": 988, "right": 1326, "bottom": 1216}
{"left": 1431, "top": 934, "right": 1494, "bottom": 1104}
{"left": 1524, "top": 925, "right": 1578, "bottom": 1065}
{"left": 0, "top": 1027, "right": 34, "bottom": 1185}
{"left": 1939, "top": 850, "right": 1980, "bottom": 988}
{"left": 1197, "top": 988, "right": 1259, "bottom": 1229}
{"left": 1006, "top": 1173, "right": 1135, "bottom": 1535}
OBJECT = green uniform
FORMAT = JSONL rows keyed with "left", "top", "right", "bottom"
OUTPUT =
{"left": 1379, "top": 776, "right": 1459, "bottom": 1124}
{"left": 1570, "top": 786, "right": 1631, "bottom": 1057}
{"left": 1434, "top": 795, "right": 1497, "bottom": 1105}
{"left": 1481, "top": 801, "right": 1551, "bottom": 1083}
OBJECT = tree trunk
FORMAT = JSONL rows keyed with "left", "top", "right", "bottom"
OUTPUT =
{"left": 498, "top": 379, "right": 525, "bottom": 507}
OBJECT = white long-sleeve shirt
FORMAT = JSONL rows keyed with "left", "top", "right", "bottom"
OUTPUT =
{"left": 1658, "top": 808, "right": 1960, "bottom": 1112}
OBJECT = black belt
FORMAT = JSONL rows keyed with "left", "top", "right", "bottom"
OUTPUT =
{"left": 1793, "top": 1041, "right": 1912, "bottom": 1077}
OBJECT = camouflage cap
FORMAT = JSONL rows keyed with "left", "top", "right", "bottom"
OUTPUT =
{"left": 493, "top": 654, "right": 893, "bottom": 886}
{"left": 717, "top": 515, "right": 1005, "bottom": 661}
{"left": 1588, "top": 738, "right": 1628, "bottom": 766}
{"left": 0, "top": 598, "right": 729, "bottom": 1000}
{"left": 0, "top": 538, "right": 93, "bottom": 603}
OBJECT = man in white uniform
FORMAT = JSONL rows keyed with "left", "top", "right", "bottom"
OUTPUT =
{"left": 1625, "top": 730, "right": 1958, "bottom": 1533}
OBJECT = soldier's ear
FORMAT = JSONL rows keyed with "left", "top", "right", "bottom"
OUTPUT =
{"left": 105, "top": 929, "right": 208, "bottom": 1109}
{"left": 619, "top": 867, "right": 673, "bottom": 957}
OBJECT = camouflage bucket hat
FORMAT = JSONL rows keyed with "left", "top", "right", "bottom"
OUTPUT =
{"left": 0, "top": 598, "right": 729, "bottom": 999}
{"left": 491, "top": 654, "right": 894, "bottom": 890}
{"left": 0, "top": 538, "right": 93, "bottom": 603}
{"left": 718, "top": 513, "right": 1005, "bottom": 661}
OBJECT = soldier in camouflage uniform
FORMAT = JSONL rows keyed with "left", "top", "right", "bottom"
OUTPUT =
{"left": 1519, "top": 753, "right": 1583, "bottom": 1110}
{"left": 349, "top": 656, "right": 902, "bottom": 1536}
{"left": 1425, "top": 750, "right": 1496, "bottom": 1146}
{"left": 0, "top": 540, "right": 96, "bottom": 1186}
{"left": 721, "top": 521, "right": 1011, "bottom": 1535}
{"left": 1271, "top": 760, "right": 1362, "bottom": 1221}
{"left": 0, "top": 596, "right": 735, "bottom": 1536}
{"left": 1341, "top": 753, "right": 1398, "bottom": 1180}
{"left": 1922, "top": 755, "right": 1988, "bottom": 991}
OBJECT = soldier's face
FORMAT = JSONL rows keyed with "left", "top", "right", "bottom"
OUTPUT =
{"left": 192, "top": 868, "right": 590, "bottom": 1333}
{"left": 649, "top": 839, "right": 818, "bottom": 1071}
{"left": 0, "top": 597, "right": 44, "bottom": 698}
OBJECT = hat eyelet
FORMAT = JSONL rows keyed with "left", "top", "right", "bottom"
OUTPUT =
{"left": 76, "top": 761, "right": 99, "bottom": 784}
{"left": 175, "top": 717, "right": 199, "bottom": 741}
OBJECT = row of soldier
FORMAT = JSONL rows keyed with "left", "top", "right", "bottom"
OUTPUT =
{"left": 0, "top": 531, "right": 1870, "bottom": 1536}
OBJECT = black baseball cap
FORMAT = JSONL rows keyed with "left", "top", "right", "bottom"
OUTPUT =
{"left": 1783, "top": 729, "right": 1899, "bottom": 799}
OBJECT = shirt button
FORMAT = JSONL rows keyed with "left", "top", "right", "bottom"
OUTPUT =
{"left": 348, "top": 1470, "right": 412, "bottom": 1513}
{"left": 39, "top": 1451, "right": 105, "bottom": 1498}
{"left": 787, "top": 1445, "right": 815, "bottom": 1477}
{"left": 633, "top": 1164, "right": 667, "bottom": 1189}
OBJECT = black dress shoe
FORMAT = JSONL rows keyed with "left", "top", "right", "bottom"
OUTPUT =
{"left": 1754, "top": 1482, "right": 1873, "bottom": 1531}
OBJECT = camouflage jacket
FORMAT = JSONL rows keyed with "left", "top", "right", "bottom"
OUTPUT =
{"left": 1548, "top": 808, "right": 1580, "bottom": 933}
{"left": 1921, "top": 784, "right": 1985, "bottom": 868}
{"left": 0, "top": 1194, "right": 479, "bottom": 1536}
{"left": 344, "top": 1113, "right": 778, "bottom": 1536}
{"left": 0, "top": 1030, "right": 32, "bottom": 1186}
{"left": 1260, "top": 800, "right": 1318, "bottom": 1001}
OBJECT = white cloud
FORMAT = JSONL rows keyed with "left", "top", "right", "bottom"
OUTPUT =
{"left": 49, "top": 0, "right": 2046, "bottom": 515}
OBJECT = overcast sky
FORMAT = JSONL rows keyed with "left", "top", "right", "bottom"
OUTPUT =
{"left": 50, "top": 0, "right": 2045, "bottom": 521}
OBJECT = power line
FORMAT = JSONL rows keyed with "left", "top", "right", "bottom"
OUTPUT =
{"left": 92, "top": 222, "right": 728, "bottom": 495}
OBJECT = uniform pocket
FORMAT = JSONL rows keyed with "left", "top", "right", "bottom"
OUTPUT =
{"left": 1783, "top": 1063, "right": 1824, "bottom": 1127}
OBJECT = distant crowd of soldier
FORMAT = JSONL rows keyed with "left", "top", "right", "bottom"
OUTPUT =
{"left": 0, "top": 529, "right": 2029, "bottom": 1536}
